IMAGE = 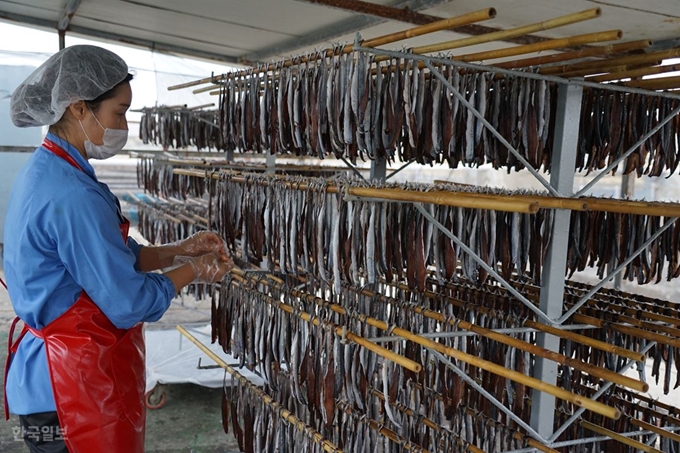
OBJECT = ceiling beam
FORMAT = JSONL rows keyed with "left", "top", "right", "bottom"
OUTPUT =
{"left": 300, "top": 0, "right": 453, "bottom": 25}
{"left": 242, "top": 0, "right": 449, "bottom": 63}
{"left": 286, "top": 0, "right": 556, "bottom": 51}
{"left": 0, "top": 11, "right": 239, "bottom": 64}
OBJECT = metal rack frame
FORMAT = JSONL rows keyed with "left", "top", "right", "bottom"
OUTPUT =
{"left": 134, "top": 35, "right": 680, "bottom": 451}
{"left": 348, "top": 37, "right": 680, "bottom": 451}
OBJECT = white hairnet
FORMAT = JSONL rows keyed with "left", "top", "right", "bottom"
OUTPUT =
{"left": 10, "top": 45, "right": 129, "bottom": 128}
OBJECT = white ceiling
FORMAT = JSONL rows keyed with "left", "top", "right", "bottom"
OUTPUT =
{"left": 1, "top": 0, "right": 679, "bottom": 65}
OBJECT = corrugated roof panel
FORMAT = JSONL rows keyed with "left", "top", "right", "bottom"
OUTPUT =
{"left": 127, "top": 0, "right": 359, "bottom": 37}
{"left": 1, "top": 0, "right": 680, "bottom": 64}
{"left": 75, "top": 1, "right": 305, "bottom": 54}
{"left": 429, "top": 0, "right": 680, "bottom": 42}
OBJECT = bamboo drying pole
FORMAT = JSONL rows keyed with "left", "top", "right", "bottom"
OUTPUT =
{"left": 587, "top": 63, "right": 680, "bottom": 83}
{"left": 367, "top": 388, "right": 488, "bottom": 453}
{"left": 631, "top": 419, "right": 680, "bottom": 444}
{"left": 168, "top": 8, "right": 496, "bottom": 91}
{"left": 229, "top": 272, "right": 421, "bottom": 372}
{"left": 408, "top": 8, "right": 601, "bottom": 55}
{"left": 494, "top": 39, "right": 652, "bottom": 70}
{"left": 172, "top": 168, "right": 540, "bottom": 213}
{"left": 131, "top": 153, "right": 361, "bottom": 172}
{"left": 455, "top": 30, "right": 622, "bottom": 63}
{"left": 522, "top": 320, "right": 645, "bottom": 362}
{"left": 581, "top": 421, "right": 663, "bottom": 453}
{"left": 385, "top": 278, "right": 646, "bottom": 364}
{"left": 323, "top": 279, "right": 648, "bottom": 392}
{"left": 334, "top": 400, "right": 428, "bottom": 453}
{"left": 462, "top": 278, "right": 680, "bottom": 347}
{"left": 432, "top": 181, "right": 588, "bottom": 210}
{"left": 433, "top": 180, "right": 680, "bottom": 216}
{"left": 539, "top": 48, "right": 680, "bottom": 75}
{"left": 581, "top": 197, "right": 680, "bottom": 217}
{"left": 401, "top": 278, "right": 645, "bottom": 362}
{"left": 237, "top": 270, "right": 621, "bottom": 420}
{"left": 573, "top": 313, "right": 680, "bottom": 348}
{"left": 369, "top": 388, "right": 494, "bottom": 453}
{"left": 177, "top": 326, "right": 343, "bottom": 453}
{"left": 554, "top": 63, "right": 656, "bottom": 80}
{"left": 508, "top": 279, "right": 680, "bottom": 327}
{"left": 622, "top": 74, "right": 680, "bottom": 90}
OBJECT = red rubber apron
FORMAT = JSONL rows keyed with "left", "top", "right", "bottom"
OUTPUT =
{"left": 4, "top": 138, "right": 146, "bottom": 453}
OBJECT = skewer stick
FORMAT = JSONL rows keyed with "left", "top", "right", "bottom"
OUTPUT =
{"left": 168, "top": 8, "right": 496, "bottom": 91}
{"left": 176, "top": 326, "right": 342, "bottom": 453}
{"left": 455, "top": 30, "right": 622, "bottom": 63}
{"left": 409, "top": 8, "right": 601, "bottom": 55}
{"left": 494, "top": 39, "right": 652, "bottom": 69}
{"left": 581, "top": 421, "right": 663, "bottom": 453}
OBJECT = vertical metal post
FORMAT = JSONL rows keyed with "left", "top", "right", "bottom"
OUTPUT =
{"left": 58, "top": 29, "right": 66, "bottom": 50}
{"left": 615, "top": 174, "right": 635, "bottom": 289}
{"left": 370, "top": 157, "right": 386, "bottom": 182}
{"left": 529, "top": 83, "right": 583, "bottom": 438}
{"left": 225, "top": 149, "right": 234, "bottom": 163}
{"left": 265, "top": 151, "right": 276, "bottom": 175}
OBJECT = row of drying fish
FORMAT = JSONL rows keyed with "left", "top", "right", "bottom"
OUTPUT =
{"left": 200, "top": 50, "right": 680, "bottom": 177}
{"left": 134, "top": 159, "right": 680, "bottom": 287}
{"left": 215, "top": 51, "right": 556, "bottom": 170}
{"left": 216, "top": 272, "right": 550, "bottom": 452}
{"left": 135, "top": 191, "right": 677, "bottom": 452}
{"left": 139, "top": 108, "right": 222, "bottom": 150}
{"left": 554, "top": 383, "right": 680, "bottom": 453}
{"left": 211, "top": 173, "right": 555, "bottom": 289}
{"left": 578, "top": 90, "right": 680, "bottom": 177}
{"left": 569, "top": 210, "right": 680, "bottom": 284}
{"left": 445, "top": 277, "right": 680, "bottom": 395}
{"left": 136, "top": 157, "right": 211, "bottom": 201}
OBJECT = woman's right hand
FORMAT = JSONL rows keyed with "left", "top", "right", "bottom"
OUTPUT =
{"left": 189, "top": 253, "right": 234, "bottom": 283}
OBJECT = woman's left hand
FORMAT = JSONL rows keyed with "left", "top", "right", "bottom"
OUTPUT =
{"left": 179, "top": 231, "right": 227, "bottom": 257}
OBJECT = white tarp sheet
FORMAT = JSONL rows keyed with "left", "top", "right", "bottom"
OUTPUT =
{"left": 145, "top": 323, "right": 264, "bottom": 393}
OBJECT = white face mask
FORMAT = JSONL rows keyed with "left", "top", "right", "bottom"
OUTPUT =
{"left": 78, "top": 106, "right": 128, "bottom": 160}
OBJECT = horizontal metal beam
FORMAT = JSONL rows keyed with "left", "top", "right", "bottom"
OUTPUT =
{"left": 0, "top": 146, "right": 38, "bottom": 153}
{"left": 0, "top": 11, "right": 239, "bottom": 64}
{"left": 243, "top": 0, "right": 449, "bottom": 63}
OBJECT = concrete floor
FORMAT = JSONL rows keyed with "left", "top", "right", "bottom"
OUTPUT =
{"left": 0, "top": 269, "right": 240, "bottom": 453}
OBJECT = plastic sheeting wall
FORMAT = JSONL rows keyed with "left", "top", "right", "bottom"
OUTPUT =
{"left": 0, "top": 65, "right": 42, "bottom": 257}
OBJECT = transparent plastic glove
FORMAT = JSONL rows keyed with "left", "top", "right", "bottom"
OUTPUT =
{"left": 159, "top": 231, "right": 227, "bottom": 260}
{"left": 180, "top": 253, "right": 234, "bottom": 284}
{"left": 178, "top": 231, "right": 227, "bottom": 257}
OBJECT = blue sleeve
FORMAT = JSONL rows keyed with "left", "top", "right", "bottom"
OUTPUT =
{"left": 44, "top": 187, "right": 176, "bottom": 329}
{"left": 127, "top": 237, "right": 143, "bottom": 271}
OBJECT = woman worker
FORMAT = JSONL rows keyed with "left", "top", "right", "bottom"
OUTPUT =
{"left": 3, "top": 45, "right": 233, "bottom": 453}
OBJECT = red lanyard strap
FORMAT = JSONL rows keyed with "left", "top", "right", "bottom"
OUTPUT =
{"left": 42, "top": 139, "right": 83, "bottom": 172}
